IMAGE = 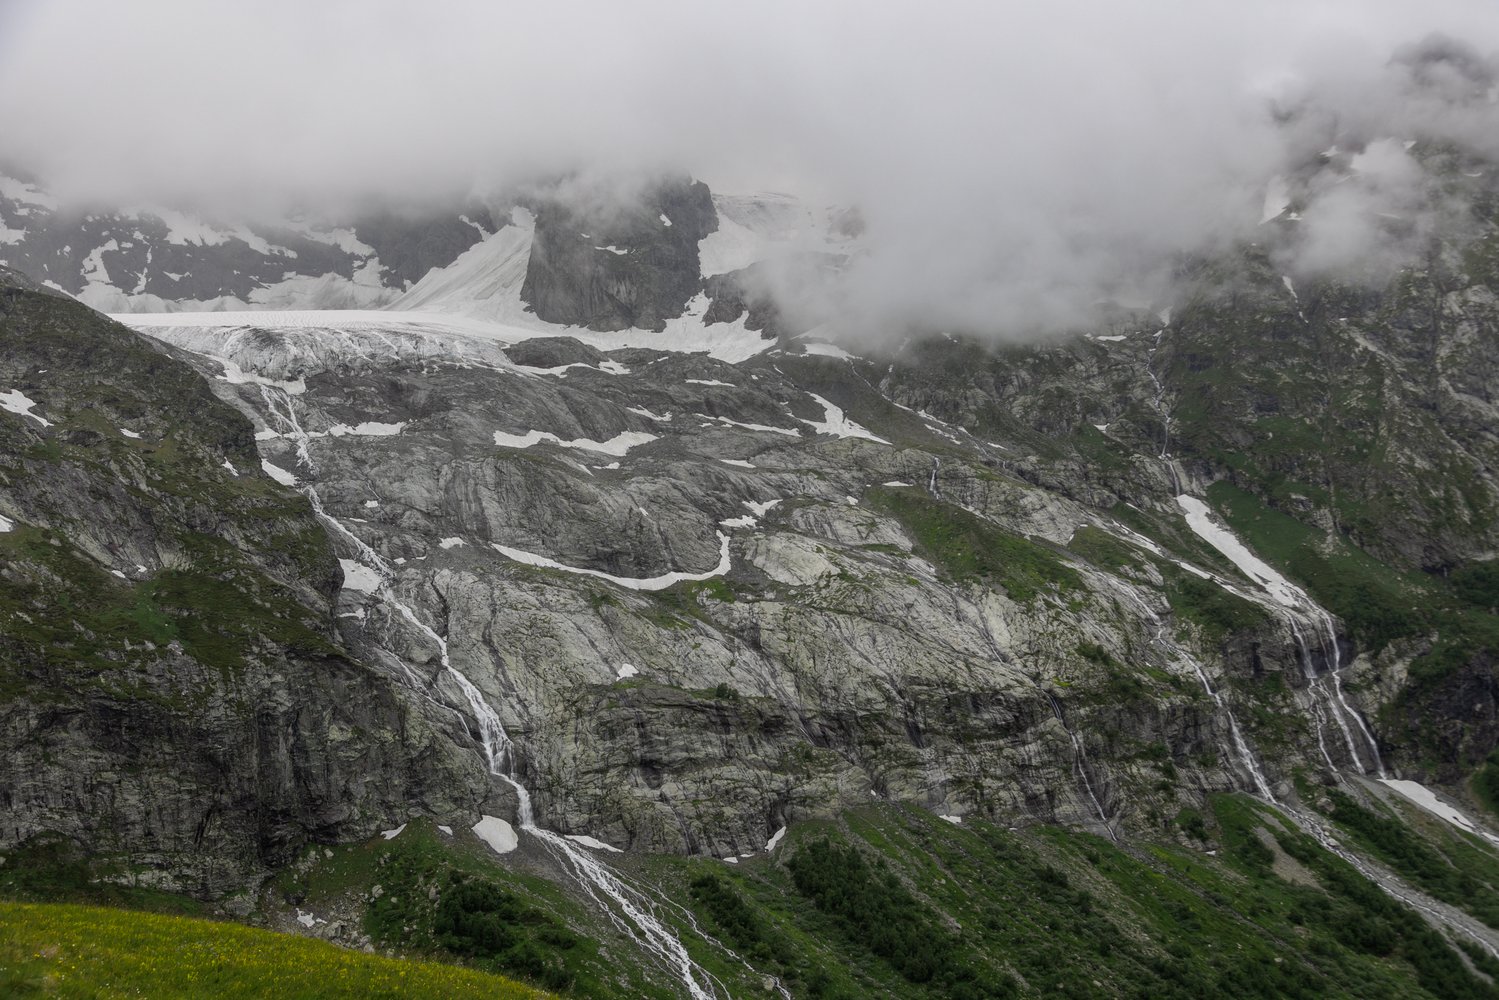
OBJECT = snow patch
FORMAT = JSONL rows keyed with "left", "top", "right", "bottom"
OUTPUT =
{"left": 940, "top": 815, "right": 963, "bottom": 825}
{"left": 473, "top": 815, "right": 518, "bottom": 854}
{"left": 0, "top": 389, "right": 52, "bottom": 427}
{"left": 659, "top": 213, "right": 672, "bottom": 227}
{"left": 1176, "top": 495, "right": 1302, "bottom": 607}
{"left": 0, "top": 514, "right": 14, "bottom": 533}
{"left": 766, "top": 826, "right": 787, "bottom": 851}
{"left": 339, "top": 559, "right": 382, "bottom": 594}
{"left": 709, "top": 416, "right": 801, "bottom": 437}
{"left": 687, "top": 378, "right": 734, "bottom": 387}
{"left": 565, "top": 834, "right": 622, "bottom": 853}
{"left": 1380, "top": 779, "right": 1499, "bottom": 844}
{"left": 118, "top": 427, "right": 141, "bottom": 439}
{"left": 221, "top": 459, "right": 238, "bottom": 476}
{"left": 493, "top": 429, "right": 657, "bottom": 456}
{"left": 798, "top": 394, "right": 889, "bottom": 444}
{"left": 616, "top": 663, "right": 639, "bottom": 680}
{"left": 218, "top": 357, "right": 305, "bottom": 395}
{"left": 719, "top": 459, "right": 756, "bottom": 468}
{"left": 493, "top": 532, "right": 732, "bottom": 592}
{"left": 381, "top": 824, "right": 406, "bottom": 840}
{"left": 261, "top": 461, "right": 298, "bottom": 487}
{"left": 437, "top": 825, "right": 453, "bottom": 836}
{"left": 326, "top": 421, "right": 405, "bottom": 437}
{"left": 799, "top": 341, "right": 855, "bottom": 360}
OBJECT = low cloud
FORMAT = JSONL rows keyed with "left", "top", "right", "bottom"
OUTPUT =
{"left": 2, "top": 0, "right": 1497, "bottom": 339}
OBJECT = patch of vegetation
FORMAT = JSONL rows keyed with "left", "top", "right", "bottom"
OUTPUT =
{"left": 688, "top": 873, "right": 794, "bottom": 968}
{"left": 275, "top": 821, "right": 697, "bottom": 1000}
{"left": 1206, "top": 482, "right": 1499, "bottom": 692}
{"left": 1066, "top": 525, "right": 1144, "bottom": 572}
{"left": 1472, "top": 750, "right": 1499, "bottom": 819}
{"left": 430, "top": 877, "right": 579, "bottom": 991}
{"left": 867, "top": 487, "right": 1080, "bottom": 602}
{"left": 1326, "top": 789, "right": 1499, "bottom": 929}
{"left": 788, "top": 838, "right": 944, "bottom": 984}
{"left": 0, "top": 901, "right": 550, "bottom": 1000}
{"left": 1165, "top": 567, "right": 1272, "bottom": 642}
{"left": 0, "top": 833, "right": 206, "bottom": 915}
{"left": 0, "top": 524, "right": 337, "bottom": 682}
{"left": 675, "top": 801, "right": 1498, "bottom": 999}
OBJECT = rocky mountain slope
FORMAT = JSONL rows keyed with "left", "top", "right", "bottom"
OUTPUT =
{"left": 0, "top": 266, "right": 482, "bottom": 895}
{"left": 4, "top": 148, "right": 1499, "bottom": 996}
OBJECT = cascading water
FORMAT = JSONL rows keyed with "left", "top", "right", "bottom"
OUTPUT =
{"left": 255, "top": 384, "right": 736, "bottom": 1000}
{"left": 1313, "top": 613, "right": 1385, "bottom": 778}
{"left": 1047, "top": 693, "right": 1117, "bottom": 841}
{"left": 1288, "top": 619, "right": 1366, "bottom": 772}
{"left": 1120, "top": 591, "right": 1276, "bottom": 800}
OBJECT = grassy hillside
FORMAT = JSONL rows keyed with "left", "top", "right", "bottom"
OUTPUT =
{"left": 0, "top": 901, "right": 551, "bottom": 1000}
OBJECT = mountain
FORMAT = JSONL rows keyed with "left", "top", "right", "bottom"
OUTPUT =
{"left": 4, "top": 156, "right": 1499, "bottom": 998}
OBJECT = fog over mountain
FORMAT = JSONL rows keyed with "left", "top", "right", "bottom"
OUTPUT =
{"left": 3, "top": 0, "right": 1497, "bottom": 338}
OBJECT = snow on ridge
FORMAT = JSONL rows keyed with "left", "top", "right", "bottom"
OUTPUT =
{"left": 1380, "top": 779, "right": 1499, "bottom": 845}
{"left": 1176, "top": 495, "right": 1303, "bottom": 607}
{"left": 116, "top": 297, "right": 778, "bottom": 365}
{"left": 799, "top": 341, "right": 855, "bottom": 360}
{"left": 339, "top": 558, "right": 382, "bottom": 594}
{"left": 0, "top": 174, "right": 59, "bottom": 210}
{"left": 798, "top": 393, "right": 889, "bottom": 444}
{"left": 217, "top": 357, "right": 306, "bottom": 395}
{"left": 492, "top": 428, "right": 657, "bottom": 456}
{"left": 0, "top": 389, "right": 53, "bottom": 427}
{"left": 492, "top": 531, "right": 732, "bottom": 592}
{"left": 707, "top": 415, "right": 801, "bottom": 438}
{"left": 325, "top": 421, "right": 404, "bottom": 437}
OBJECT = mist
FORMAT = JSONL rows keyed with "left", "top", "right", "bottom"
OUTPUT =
{"left": 3, "top": 0, "right": 1498, "bottom": 338}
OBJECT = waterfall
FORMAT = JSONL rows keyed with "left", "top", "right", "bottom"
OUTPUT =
{"left": 1173, "top": 493, "right": 1384, "bottom": 778}
{"left": 1119, "top": 590, "right": 1277, "bottom": 800}
{"left": 1047, "top": 693, "right": 1118, "bottom": 841}
{"left": 256, "top": 385, "right": 733, "bottom": 1000}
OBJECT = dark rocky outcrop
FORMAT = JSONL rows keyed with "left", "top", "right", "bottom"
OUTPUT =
{"left": 520, "top": 175, "right": 716, "bottom": 330}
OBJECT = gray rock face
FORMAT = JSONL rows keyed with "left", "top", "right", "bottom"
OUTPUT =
{"left": 0, "top": 272, "right": 484, "bottom": 894}
{"left": 520, "top": 175, "right": 716, "bottom": 330}
{"left": 119, "top": 306, "right": 1370, "bottom": 867}
{"left": 5, "top": 153, "right": 1499, "bottom": 915}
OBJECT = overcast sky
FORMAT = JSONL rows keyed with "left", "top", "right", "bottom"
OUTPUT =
{"left": 2, "top": 0, "right": 1497, "bottom": 334}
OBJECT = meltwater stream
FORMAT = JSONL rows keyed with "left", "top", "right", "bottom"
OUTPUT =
{"left": 255, "top": 385, "right": 735, "bottom": 1000}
